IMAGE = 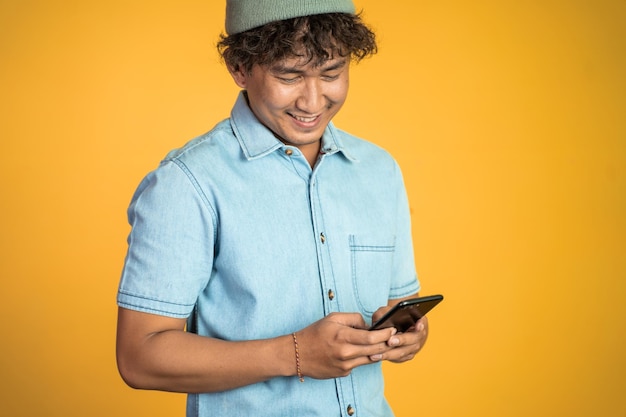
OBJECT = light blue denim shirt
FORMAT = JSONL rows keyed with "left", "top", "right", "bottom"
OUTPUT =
{"left": 118, "top": 92, "right": 420, "bottom": 417}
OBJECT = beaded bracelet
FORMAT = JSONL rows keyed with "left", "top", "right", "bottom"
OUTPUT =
{"left": 292, "top": 332, "right": 304, "bottom": 382}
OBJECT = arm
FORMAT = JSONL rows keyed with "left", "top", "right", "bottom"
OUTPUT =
{"left": 116, "top": 307, "right": 294, "bottom": 393}
{"left": 116, "top": 307, "right": 399, "bottom": 393}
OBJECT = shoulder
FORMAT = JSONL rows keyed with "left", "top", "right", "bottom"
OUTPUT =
{"left": 129, "top": 118, "right": 236, "bottom": 207}
{"left": 164, "top": 119, "right": 235, "bottom": 164}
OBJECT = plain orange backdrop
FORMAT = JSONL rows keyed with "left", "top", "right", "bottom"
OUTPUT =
{"left": 1, "top": 1, "right": 625, "bottom": 416}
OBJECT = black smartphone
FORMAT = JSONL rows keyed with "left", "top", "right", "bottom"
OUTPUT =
{"left": 369, "top": 294, "right": 444, "bottom": 332}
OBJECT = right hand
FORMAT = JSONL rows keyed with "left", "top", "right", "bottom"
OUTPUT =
{"left": 294, "top": 312, "right": 397, "bottom": 379}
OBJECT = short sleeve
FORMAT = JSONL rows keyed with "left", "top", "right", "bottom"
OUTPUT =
{"left": 117, "top": 160, "right": 216, "bottom": 318}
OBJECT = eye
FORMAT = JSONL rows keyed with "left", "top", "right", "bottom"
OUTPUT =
{"left": 322, "top": 73, "right": 341, "bottom": 81}
{"left": 277, "top": 76, "right": 299, "bottom": 84}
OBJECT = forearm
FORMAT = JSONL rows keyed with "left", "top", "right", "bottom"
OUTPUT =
{"left": 116, "top": 310, "right": 296, "bottom": 393}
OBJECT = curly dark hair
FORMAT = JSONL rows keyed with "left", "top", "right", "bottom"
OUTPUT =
{"left": 217, "top": 13, "right": 377, "bottom": 72}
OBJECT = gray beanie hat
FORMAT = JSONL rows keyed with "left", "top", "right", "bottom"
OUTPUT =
{"left": 225, "top": 0, "right": 356, "bottom": 35}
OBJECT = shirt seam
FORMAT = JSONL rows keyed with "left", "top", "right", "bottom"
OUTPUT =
{"left": 168, "top": 158, "right": 218, "bottom": 243}
{"left": 117, "top": 292, "right": 194, "bottom": 318}
{"left": 389, "top": 279, "right": 421, "bottom": 299}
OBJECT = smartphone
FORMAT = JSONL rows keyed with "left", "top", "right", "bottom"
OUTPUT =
{"left": 369, "top": 294, "right": 444, "bottom": 332}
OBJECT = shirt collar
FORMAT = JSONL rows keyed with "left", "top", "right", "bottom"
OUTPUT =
{"left": 230, "top": 91, "right": 357, "bottom": 162}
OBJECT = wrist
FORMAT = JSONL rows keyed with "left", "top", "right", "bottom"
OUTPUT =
{"left": 292, "top": 332, "right": 304, "bottom": 382}
{"left": 267, "top": 334, "right": 300, "bottom": 378}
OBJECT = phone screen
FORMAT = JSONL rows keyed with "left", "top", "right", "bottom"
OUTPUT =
{"left": 369, "top": 294, "right": 443, "bottom": 332}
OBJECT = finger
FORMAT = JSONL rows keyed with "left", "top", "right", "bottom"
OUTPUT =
{"left": 333, "top": 329, "right": 398, "bottom": 361}
{"left": 344, "top": 326, "right": 397, "bottom": 347}
{"left": 371, "top": 306, "right": 392, "bottom": 323}
{"left": 388, "top": 328, "right": 426, "bottom": 348}
{"left": 416, "top": 320, "right": 426, "bottom": 332}
{"left": 370, "top": 337, "right": 417, "bottom": 362}
{"left": 382, "top": 340, "right": 423, "bottom": 363}
{"left": 325, "top": 312, "right": 368, "bottom": 330}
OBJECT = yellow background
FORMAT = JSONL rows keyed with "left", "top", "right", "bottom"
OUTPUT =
{"left": 1, "top": 0, "right": 624, "bottom": 416}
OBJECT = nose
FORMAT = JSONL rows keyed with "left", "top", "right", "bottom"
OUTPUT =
{"left": 295, "top": 78, "right": 324, "bottom": 114}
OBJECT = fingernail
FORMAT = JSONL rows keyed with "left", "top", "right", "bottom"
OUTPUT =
{"left": 388, "top": 337, "right": 399, "bottom": 347}
{"left": 370, "top": 354, "right": 383, "bottom": 361}
{"left": 417, "top": 322, "right": 425, "bottom": 332}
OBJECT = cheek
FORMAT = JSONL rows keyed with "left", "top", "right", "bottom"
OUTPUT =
{"left": 328, "top": 79, "right": 349, "bottom": 104}
{"left": 256, "top": 87, "right": 294, "bottom": 113}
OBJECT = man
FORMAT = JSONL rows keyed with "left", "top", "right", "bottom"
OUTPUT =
{"left": 116, "top": 1, "right": 429, "bottom": 416}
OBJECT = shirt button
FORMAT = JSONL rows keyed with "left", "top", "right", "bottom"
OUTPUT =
{"left": 285, "top": 149, "right": 293, "bottom": 156}
{"left": 347, "top": 405, "right": 355, "bottom": 416}
{"left": 320, "top": 233, "right": 326, "bottom": 244}
{"left": 328, "top": 289, "right": 335, "bottom": 300}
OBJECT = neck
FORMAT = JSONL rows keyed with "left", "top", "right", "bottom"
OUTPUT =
{"left": 299, "top": 140, "right": 322, "bottom": 168}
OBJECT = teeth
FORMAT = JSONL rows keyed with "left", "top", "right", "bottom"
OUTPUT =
{"left": 293, "top": 115, "right": 317, "bottom": 123}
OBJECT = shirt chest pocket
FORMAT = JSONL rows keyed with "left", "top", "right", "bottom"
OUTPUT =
{"left": 349, "top": 234, "right": 396, "bottom": 317}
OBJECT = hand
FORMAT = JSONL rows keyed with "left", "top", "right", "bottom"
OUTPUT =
{"left": 295, "top": 312, "right": 398, "bottom": 379}
{"left": 369, "top": 305, "right": 429, "bottom": 363}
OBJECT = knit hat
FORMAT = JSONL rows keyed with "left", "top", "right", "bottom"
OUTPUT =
{"left": 225, "top": 0, "right": 356, "bottom": 35}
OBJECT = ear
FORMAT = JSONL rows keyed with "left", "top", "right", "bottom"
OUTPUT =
{"left": 228, "top": 64, "right": 248, "bottom": 88}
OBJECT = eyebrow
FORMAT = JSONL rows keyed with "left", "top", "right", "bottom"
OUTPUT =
{"left": 270, "top": 58, "right": 348, "bottom": 75}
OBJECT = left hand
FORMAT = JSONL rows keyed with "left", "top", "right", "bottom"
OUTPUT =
{"left": 369, "top": 306, "right": 429, "bottom": 363}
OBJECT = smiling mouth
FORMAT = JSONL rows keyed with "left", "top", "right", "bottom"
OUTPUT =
{"left": 289, "top": 113, "right": 319, "bottom": 123}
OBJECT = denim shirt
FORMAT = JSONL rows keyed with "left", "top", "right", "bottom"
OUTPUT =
{"left": 118, "top": 92, "right": 420, "bottom": 417}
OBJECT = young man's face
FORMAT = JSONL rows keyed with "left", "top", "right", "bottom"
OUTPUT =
{"left": 230, "top": 55, "right": 350, "bottom": 154}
